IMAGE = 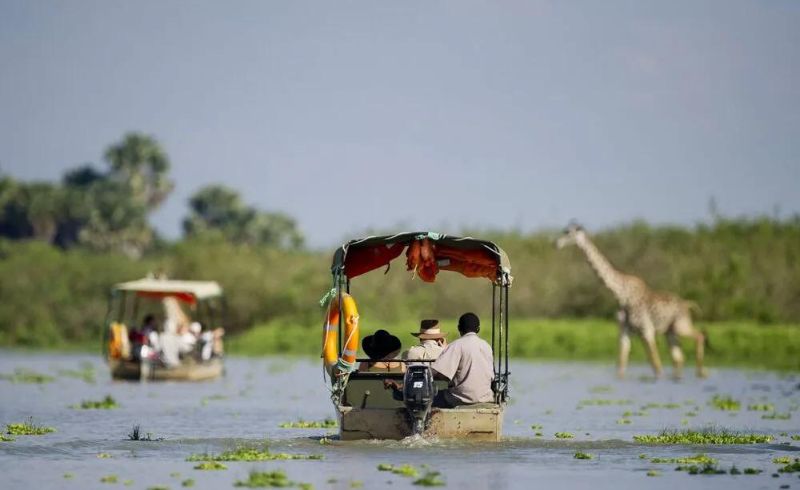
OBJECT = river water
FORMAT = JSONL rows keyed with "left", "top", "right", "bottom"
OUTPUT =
{"left": 0, "top": 351, "right": 798, "bottom": 490}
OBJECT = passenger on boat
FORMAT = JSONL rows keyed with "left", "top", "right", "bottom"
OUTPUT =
{"left": 402, "top": 319, "right": 447, "bottom": 362}
{"left": 358, "top": 330, "right": 406, "bottom": 373}
{"left": 129, "top": 314, "right": 160, "bottom": 361}
{"left": 429, "top": 312, "right": 494, "bottom": 408}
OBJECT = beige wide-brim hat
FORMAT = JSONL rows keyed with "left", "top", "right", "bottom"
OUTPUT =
{"left": 411, "top": 319, "right": 447, "bottom": 340}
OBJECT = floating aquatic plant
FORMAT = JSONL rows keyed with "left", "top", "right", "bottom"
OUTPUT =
{"left": 646, "top": 470, "right": 660, "bottom": 477}
{"left": 774, "top": 457, "right": 792, "bottom": 464}
{"left": 777, "top": 458, "right": 800, "bottom": 473}
{"left": 64, "top": 473, "right": 74, "bottom": 479}
{"left": 589, "top": 385, "right": 613, "bottom": 394}
{"left": 100, "top": 475, "right": 119, "bottom": 484}
{"left": 278, "top": 418, "right": 337, "bottom": 429}
{"left": 622, "top": 410, "right": 648, "bottom": 417}
{"left": 642, "top": 402, "right": 681, "bottom": 410}
{"left": 681, "top": 462, "right": 726, "bottom": 475}
{"left": 530, "top": 424, "right": 543, "bottom": 430}
{"left": 181, "top": 479, "right": 195, "bottom": 488}
{"left": 127, "top": 425, "right": 162, "bottom": 441}
{"left": 147, "top": 486, "right": 170, "bottom": 490}
{"left": 616, "top": 419, "right": 631, "bottom": 425}
{"left": 193, "top": 461, "right": 227, "bottom": 470}
{"left": 0, "top": 434, "right": 14, "bottom": 442}
{"left": 6, "top": 417, "right": 55, "bottom": 436}
{"left": 0, "top": 368, "right": 54, "bottom": 384}
{"left": 554, "top": 432, "right": 574, "bottom": 439}
{"left": 573, "top": 452, "right": 594, "bottom": 460}
{"left": 234, "top": 469, "right": 312, "bottom": 489}
{"left": 709, "top": 395, "right": 740, "bottom": 411}
{"left": 743, "top": 468, "right": 762, "bottom": 474}
{"left": 762, "top": 412, "right": 791, "bottom": 420}
{"left": 578, "top": 399, "right": 632, "bottom": 407}
{"left": 58, "top": 362, "right": 97, "bottom": 383}
{"left": 187, "top": 444, "right": 322, "bottom": 462}
{"left": 413, "top": 471, "right": 445, "bottom": 486}
{"left": 72, "top": 395, "right": 119, "bottom": 410}
{"left": 748, "top": 403, "right": 775, "bottom": 411}
{"left": 792, "top": 435, "right": 800, "bottom": 441}
{"left": 97, "top": 453, "right": 112, "bottom": 458}
{"left": 650, "top": 454, "right": 716, "bottom": 465}
{"left": 633, "top": 427, "right": 772, "bottom": 444}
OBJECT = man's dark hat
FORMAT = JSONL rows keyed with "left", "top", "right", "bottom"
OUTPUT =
{"left": 362, "top": 329, "right": 402, "bottom": 360}
{"left": 411, "top": 319, "right": 447, "bottom": 339}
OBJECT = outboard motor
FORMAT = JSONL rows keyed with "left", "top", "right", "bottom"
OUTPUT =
{"left": 402, "top": 365, "right": 437, "bottom": 435}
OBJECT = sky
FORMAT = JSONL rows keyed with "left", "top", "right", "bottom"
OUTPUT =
{"left": 1, "top": 0, "right": 798, "bottom": 247}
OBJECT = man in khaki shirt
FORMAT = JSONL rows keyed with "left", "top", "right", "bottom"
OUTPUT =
{"left": 403, "top": 319, "right": 447, "bottom": 363}
{"left": 431, "top": 312, "right": 495, "bottom": 407}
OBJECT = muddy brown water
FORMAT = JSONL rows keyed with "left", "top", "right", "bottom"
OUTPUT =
{"left": 1, "top": 350, "right": 798, "bottom": 489}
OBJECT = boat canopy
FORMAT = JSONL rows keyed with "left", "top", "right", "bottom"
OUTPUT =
{"left": 331, "top": 232, "right": 512, "bottom": 285}
{"left": 112, "top": 278, "right": 223, "bottom": 304}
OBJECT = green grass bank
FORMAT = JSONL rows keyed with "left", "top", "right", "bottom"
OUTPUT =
{"left": 228, "top": 318, "right": 800, "bottom": 371}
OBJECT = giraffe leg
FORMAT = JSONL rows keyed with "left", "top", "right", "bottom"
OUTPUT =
{"left": 674, "top": 314, "right": 707, "bottom": 378}
{"left": 694, "top": 330, "right": 708, "bottom": 378}
{"left": 666, "top": 331, "right": 684, "bottom": 380}
{"left": 617, "top": 316, "right": 632, "bottom": 379}
{"left": 640, "top": 328, "right": 663, "bottom": 378}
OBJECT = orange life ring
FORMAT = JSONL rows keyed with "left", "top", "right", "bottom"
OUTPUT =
{"left": 322, "top": 293, "right": 360, "bottom": 372}
{"left": 322, "top": 301, "right": 339, "bottom": 369}
{"left": 340, "top": 294, "right": 360, "bottom": 368}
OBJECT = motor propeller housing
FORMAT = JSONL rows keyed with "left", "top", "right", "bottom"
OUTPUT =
{"left": 402, "top": 365, "right": 437, "bottom": 434}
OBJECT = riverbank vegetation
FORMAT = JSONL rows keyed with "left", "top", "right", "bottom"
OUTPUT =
{"left": 2, "top": 133, "right": 799, "bottom": 372}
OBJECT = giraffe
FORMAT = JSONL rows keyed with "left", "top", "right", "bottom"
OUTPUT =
{"left": 556, "top": 223, "right": 708, "bottom": 379}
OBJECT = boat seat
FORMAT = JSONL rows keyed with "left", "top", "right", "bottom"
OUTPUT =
{"left": 342, "top": 372, "right": 449, "bottom": 409}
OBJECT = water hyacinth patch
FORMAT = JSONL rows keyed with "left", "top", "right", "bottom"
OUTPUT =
{"left": 649, "top": 454, "right": 716, "bottom": 465}
{"left": 762, "top": 412, "right": 791, "bottom": 420}
{"left": 777, "top": 458, "right": 800, "bottom": 473}
{"left": 792, "top": 435, "right": 800, "bottom": 441}
{"left": 72, "top": 395, "right": 119, "bottom": 410}
{"left": 616, "top": 419, "right": 632, "bottom": 425}
{"left": 100, "top": 475, "right": 119, "bottom": 484}
{"left": 0, "top": 434, "right": 14, "bottom": 442}
{"left": 774, "top": 457, "right": 792, "bottom": 464}
{"left": 413, "top": 471, "right": 445, "bottom": 487}
{"left": 646, "top": 470, "right": 661, "bottom": 477}
{"left": 554, "top": 432, "right": 574, "bottom": 439}
{"left": 0, "top": 368, "right": 54, "bottom": 384}
{"left": 642, "top": 402, "right": 681, "bottom": 410}
{"left": 681, "top": 462, "right": 726, "bottom": 475}
{"left": 633, "top": 428, "right": 772, "bottom": 444}
{"left": 278, "top": 418, "right": 337, "bottom": 429}
{"left": 578, "top": 399, "right": 632, "bottom": 407}
{"left": 181, "top": 479, "right": 195, "bottom": 487}
{"left": 748, "top": 403, "right": 775, "bottom": 411}
{"left": 6, "top": 417, "right": 55, "bottom": 436}
{"left": 193, "top": 461, "right": 227, "bottom": 470}
{"left": 573, "top": 452, "right": 594, "bottom": 460}
{"left": 709, "top": 395, "right": 740, "bottom": 411}
{"left": 234, "top": 470, "right": 312, "bottom": 489}
{"left": 186, "top": 444, "right": 322, "bottom": 462}
{"left": 743, "top": 468, "right": 762, "bottom": 474}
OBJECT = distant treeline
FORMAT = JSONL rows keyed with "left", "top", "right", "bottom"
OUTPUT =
{"left": 1, "top": 216, "right": 798, "bottom": 348}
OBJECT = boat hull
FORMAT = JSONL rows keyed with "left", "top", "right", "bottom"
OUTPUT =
{"left": 337, "top": 404, "right": 503, "bottom": 441}
{"left": 109, "top": 358, "right": 223, "bottom": 381}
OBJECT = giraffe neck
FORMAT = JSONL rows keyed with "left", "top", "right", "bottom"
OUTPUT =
{"left": 576, "top": 237, "right": 626, "bottom": 302}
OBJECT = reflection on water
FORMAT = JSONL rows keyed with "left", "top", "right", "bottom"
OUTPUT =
{"left": 0, "top": 350, "right": 798, "bottom": 489}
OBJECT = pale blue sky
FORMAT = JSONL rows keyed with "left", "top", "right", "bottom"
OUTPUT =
{"left": 1, "top": 0, "right": 798, "bottom": 247}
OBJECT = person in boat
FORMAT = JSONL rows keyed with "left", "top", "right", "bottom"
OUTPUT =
{"left": 359, "top": 329, "right": 406, "bottom": 373}
{"left": 428, "top": 312, "right": 494, "bottom": 408}
{"left": 402, "top": 319, "right": 447, "bottom": 362}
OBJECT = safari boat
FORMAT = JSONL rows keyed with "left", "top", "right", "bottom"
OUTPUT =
{"left": 104, "top": 277, "right": 226, "bottom": 381}
{"left": 322, "top": 232, "right": 512, "bottom": 441}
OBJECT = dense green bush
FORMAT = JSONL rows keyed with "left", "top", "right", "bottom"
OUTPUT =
{"left": 1, "top": 216, "right": 798, "bottom": 348}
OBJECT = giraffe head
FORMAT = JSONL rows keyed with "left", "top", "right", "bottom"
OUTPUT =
{"left": 556, "top": 222, "right": 587, "bottom": 249}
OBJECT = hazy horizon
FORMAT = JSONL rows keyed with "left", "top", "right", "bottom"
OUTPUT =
{"left": 2, "top": 0, "right": 798, "bottom": 247}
